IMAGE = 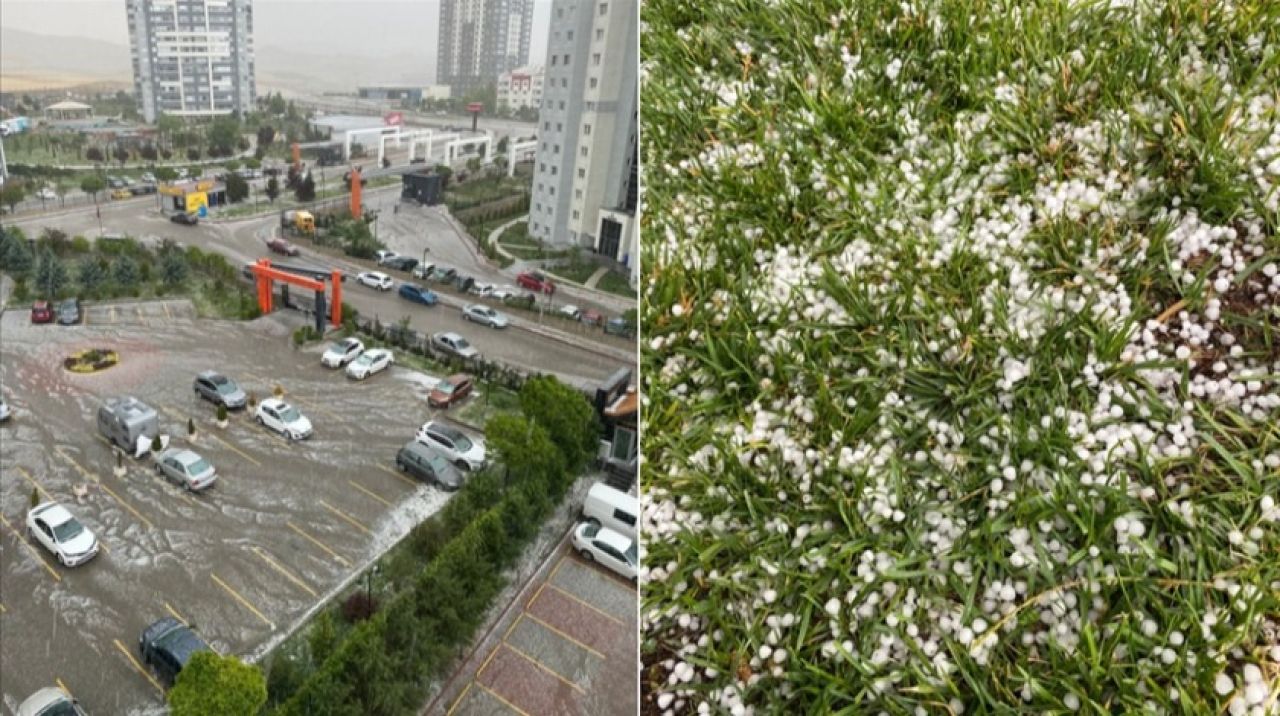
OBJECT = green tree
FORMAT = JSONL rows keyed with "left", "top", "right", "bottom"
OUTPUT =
{"left": 113, "top": 145, "right": 130, "bottom": 166}
{"left": 0, "top": 181, "right": 27, "bottom": 213}
{"left": 168, "top": 651, "right": 267, "bottom": 716}
{"left": 54, "top": 180, "right": 70, "bottom": 207}
{"left": 34, "top": 250, "right": 70, "bottom": 298}
{"left": 86, "top": 147, "right": 105, "bottom": 162}
{"left": 224, "top": 172, "right": 249, "bottom": 203}
{"left": 244, "top": 157, "right": 262, "bottom": 170}
{"left": 0, "top": 232, "right": 34, "bottom": 276}
{"left": 265, "top": 176, "right": 280, "bottom": 202}
{"left": 269, "top": 93, "right": 287, "bottom": 115}
{"left": 77, "top": 259, "right": 107, "bottom": 296}
{"left": 157, "top": 113, "right": 183, "bottom": 145}
{"left": 295, "top": 171, "right": 316, "bottom": 202}
{"left": 80, "top": 175, "right": 106, "bottom": 204}
{"left": 155, "top": 166, "right": 178, "bottom": 182}
{"left": 207, "top": 117, "right": 241, "bottom": 155}
{"left": 257, "top": 124, "right": 276, "bottom": 147}
{"left": 518, "top": 376, "right": 599, "bottom": 474}
{"left": 485, "top": 413, "right": 565, "bottom": 493}
{"left": 161, "top": 251, "right": 189, "bottom": 286}
{"left": 308, "top": 610, "right": 339, "bottom": 664}
{"left": 112, "top": 255, "right": 140, "bottom": 292}
{"left": 224, "top": 159, "right": 242, "bottom": 174}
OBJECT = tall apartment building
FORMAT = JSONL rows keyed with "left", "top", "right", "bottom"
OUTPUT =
{"left": 437, "top": 0, "right": 534, "bottom": 99}
{"left": 529, "top": 0, "right": 639, "bottom": 285}
{"left": 126, "top": 0, "right": 256, "bottom": 123}
{"left": 497, "top": 65, "right": 544, "bottom": 111}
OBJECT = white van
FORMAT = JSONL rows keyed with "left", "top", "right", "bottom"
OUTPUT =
{"left": 581, "top": 483, "right": 638, "bottom": 539}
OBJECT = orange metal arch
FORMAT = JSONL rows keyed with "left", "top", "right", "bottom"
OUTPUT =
{"left": 250, "top": 259, "right": 343, "bottom": 327}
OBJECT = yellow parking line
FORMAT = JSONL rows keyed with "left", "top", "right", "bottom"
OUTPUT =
{"left": 476, "top": 683, "right": 532, "bottom": 716}
{"left": 287, "top": 393, "right": 339, "bottom": 420}
{"left": 503, "top": 616, "right": 521, "bottom": 640}
{"left": 251, "top": 546, "right": 318, "bottom": 597}
{"left": 162, "top": 301, "right": 171, "bottom": 320}
{"left": 158, "top": 405, "right": 262, "bottom": 467}
{"left": 165, "top": 601, "right": 187, "bottom": 624}
{"left": 55, "top": 677, "right": 70, "bottom": 696}
{"left": 527, "top": 581, "right": 549, "bottom": 610}
{"left": 549, "top": 554, "right": 568, "bottom": 581}
{"left": 113, "top": 638, "right": 163, "bottom": 694}
{"left": 477, "top": 645, "right": 501, "bottom": 678}
{"left": 0, "top": 513, "right": 62, "bottom": 582}
{"left": 57, "top": 448, "right": 154, "bottom": 529}
{"left": 376, "top": 463, "right": 419, "bottom": 489}
{"left": 348, "top": 480, "right": 393, "bottom": 507}
{"left": 0, "top": 602, "right": 6, "bottom": 613}
{"left": 502, "top": 643, "right": 585, "bottom": 693}
{"left": 522, "top": 613, "right": 605, "bottom": 659}
{"left": 446, "top": 682, "right": 476, "bottom": 716}
{"left": 211, "top": 573, "right": 274, "bottom": 629}
{"left": 286, "top": 521, "right": 350, "bottom": 566}
{"left": 13, "top": 466, "right": 53, "bottom": 500}
{"left": 546, "top": 584, "right": 625, "bottom": 626}
{"left": 320, "top": 500, "right": 370, "bottom": 534}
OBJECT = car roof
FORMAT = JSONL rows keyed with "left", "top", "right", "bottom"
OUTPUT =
{"left": 594, "top": 527, "right": 634, "bottom": 553}
{"left": 438, "top": 331, "right": 462, "bottom": 341}
{"left": 446, "top": 373, "right": 471, "bottom": 383}
{"left": 17, "top": 686, "right": 75, "bottom": 716}
{"left": 261, "top": 397, "right": 290, "bottom": 409}
{"left": 197, "top": 369, "right": 226, "bottom": 381}
{"left": 427, "top": 421, "right": 463, "bottom": 439}
{"left": 33, "top": 300, "right": 48, "bottom": 308}
{"left": 171, "top": 450, "right": 202, "bottom": 465}
{"left": 153, "top": 621, "right": 210, "bottom": 663}
{"left": 32, "top": 502, "right": 74, "bottom": 527}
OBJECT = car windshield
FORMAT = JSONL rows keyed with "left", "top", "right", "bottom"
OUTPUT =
{"left": 329, "top": 342, "right": 349, "bottom": 354}
{"left": 38, "top": 700, "right": 81, "bottom": 716}
{"left": 435, "top": 380, "right": 455, "bottom": 395}
{"left": 278, "top": 405, "right": 301, "bottom": 422}
{"left": 186, "top": 457, "right": 211, "bottom": 475}
{"left": 214, "top": 378, "right": 238, "bottom": 394}
{"left": 427, "top": 453, "right": 451, "bottom": 473}
{"left": 454, "top": 338, "right": 471, "bottom": 350}
{"left": 53, "top": 517, "right": 84, "bottom": 542}
{"left": 625, "top": 542, "right": 638, "bottom": 565}
{"left": 581, "top": 523, "right": 601, "bottom": 539}
{"left": 452, "top": 434, "right": 473, "bottom": 452}
{"left": 354, "top": 353, "right": 375, "bottom": 366}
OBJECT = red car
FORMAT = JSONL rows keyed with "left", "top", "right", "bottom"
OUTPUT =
{"left": 581, "top": 309, "right": 604, "bottom": 326}
{"left": 267, "top": 237, "right": 300, "bottom": 257}
{"left": 31, "top": 300, "right": 53, "bottom": 324}
{"left": 516, "top": 271, "right": 555, "bottom": 294}
{"left": 428, "top": 373, "right": 474, "bottom": 408}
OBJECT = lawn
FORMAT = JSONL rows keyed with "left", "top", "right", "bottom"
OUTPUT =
{"left": 641, "top": 1, "right": 1280, "bottom": 715}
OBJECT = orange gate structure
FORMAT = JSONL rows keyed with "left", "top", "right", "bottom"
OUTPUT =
{"left": 250, "top": 258, "right": 343, "bottom": 332}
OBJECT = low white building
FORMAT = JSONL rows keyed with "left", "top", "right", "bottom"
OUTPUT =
{"left": 496, "top": 65, "right": 543, "bottom": 112}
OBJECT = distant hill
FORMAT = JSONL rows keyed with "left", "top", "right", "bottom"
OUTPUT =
{"left": 1, "top": 26, "right": 435, "bottom": 97}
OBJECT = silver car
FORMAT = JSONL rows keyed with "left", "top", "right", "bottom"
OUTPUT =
{"left": 17, "top": 687, "right": 86, "bottom": 716}
{"left": 155, "top": 448, "right": 218, "bottom": 492}
{"left": 432, "top": 331, "right": 479, "bottom": 359}
{"left": 462, "top": 304, "right": 509, "bottom": 328}
{"left": 193, "top": 370, "right": 246, "bottom": 409}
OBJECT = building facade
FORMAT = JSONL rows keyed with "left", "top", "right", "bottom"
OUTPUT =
{"left": 496, "top": 65, "right": 544, "bottom": 111}
{"left": 437, "top": 0, "right": 533, "bottom": 99}
{"left": 528, "top": 0, "right": 639, "bottom": 285}
{"left": 126, "top": 0, "right": 256, "bottom": 123}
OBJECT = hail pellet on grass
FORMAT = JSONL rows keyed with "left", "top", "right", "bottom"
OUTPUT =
{"left": 640, "top": 1, "right": 1280, "bottom": 714}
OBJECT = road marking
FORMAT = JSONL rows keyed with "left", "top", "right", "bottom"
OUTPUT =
{"left": 162, "top": 301, "right": 172, "bottom": 320}
{"left": 55, "top": 677, "right": 70, "bottom": 696}
{"left": 446, "top": 682, "right": 476, "bottom": 716}
{"left": 545, "top": 584, "right": 625, "bottom": 625}
{"left": 113, "top": 638, "right": 164, "bottom": 695}
{"left": 549, "top": 554, "right": 568, "bottom": 582}
{"left": 13, "top": 466, "right": 53, "bottom": 500}
{"left": 0, "top": 602, "right": 6, "bottom": 613}
{"left": 286, "top": 521, "right": 350, "bottom": 566}
{"left": 348, "top": 480, "right": 393, "bottom": 507}
{"left": 160, "top": 405, "right": 261, "bottom": 467}
{"left": 110, "top": 306, "right": 118, "bottom": 323}
{"left": 251, "top": 545, "right": 318, "bottom": 597}
{"left": 376, "top": 463, "right": 420, "bottom": 489}
{"left": 502, "top": 643, "right": 585, "bottom": 692}
{"left": 165, "top": 601, "right": 187, "bottom": 624}
{"left": 286, "top": 393, "right": 339, "bottom": 420}
{"left": 503, "top": 616, "right": 521, "bottom": 640}
{"left": 320, "top": 500, "right": 370, "bottom": 534}
{"left": 522, "top": 613, "right": 605, "bottom": 659}
{"left": 477, "top": 645, "right": 501, "bottom": 678}
{"left": 211, "top": 573, "right": 274, "bottom": 629}
{"left": 527, "top": 581, "right": 549, "bottom": 610}
{"left": 0, "top": 513, "right": 62, "bottom": 582}
{"left": 476, "top": 683, "right": 532, "bottom": 716}
{"left": 56, "top": 447, "right": 156, "bottom": 529}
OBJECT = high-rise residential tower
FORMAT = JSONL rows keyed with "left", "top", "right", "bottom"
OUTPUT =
{"left": 437, "top": 0, "right": 534, "bottom": 99}
{"left": 528, "top": 0, "right": 639, "bottom": 285}
{"left": 126, "top": 0, "right": 256, "bottom": 123}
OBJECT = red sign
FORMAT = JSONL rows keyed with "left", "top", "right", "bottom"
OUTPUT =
{"left": 383, "top": 111, "right": 404, "bottom": 126}
{"left": 467, "top": 102, "right": 484, "bottom": 113}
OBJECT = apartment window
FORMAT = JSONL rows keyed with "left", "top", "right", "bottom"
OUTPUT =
{"left": 551, "top": 56, "right": 556, "bottom": 66}
{"left": 589, "top": 78, "right": 598, "bottom": 89}
{"left": 562, "top": 78, "right": 568, "bottom": 88}
{"left": 559, "top": 101, "right": 565, "bottom": 109}
{"left": 573, "top": 210, "right": 580, "bottom": 219}
{"left": 537, "top": 183, "right": 543, "bottom": 192}
{"left": 540, "top": 163, "right": 546, "bottom": 173}
{"left": 593, "top": 53, "right": 601, "bottom": 66}
{"left": 557, "top": 123, "right": 563, "bottom": 131}
{"left": 536, "top": 203, "right": 542, "bottom": 211}
{"left": 599, "top": 3, "right": 608, "bottom": 14}
{"left": 550, "top": 187, "right": 555, "bottom": 195}
{"left": 584, "top": 123, "right": 592, "bottom": 135}
{"left": 563, "top": 54, "right": 570, "bottom": 64}
{"left": 578, "top": 168, "right": 586, "bottom": 178}
{"left": 544, "top": 121, "right": 550, "bottom": 130}
{"left": 596, "top": 28, "right": 604, "bottom": 40}
{"left": 554, "top": 145, "right": 560, "bottom": 153}
{"left": 557, "top": 7, "right": 563, "bottom": 16}
{"left": 575, "top": 189, "right": 583, "bottom": 199}
{"left": 551, "top": 166, "right": 557, "bottom": 175}
{"left": 567, "top": 31, "right": 574, "bottom": 40}
{"left": 581, "top": 146, "right": 589, "bottom": 157}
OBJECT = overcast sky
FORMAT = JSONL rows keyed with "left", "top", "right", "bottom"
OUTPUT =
{"left": 1, "top": 0, "right": 552, "bottom": 65}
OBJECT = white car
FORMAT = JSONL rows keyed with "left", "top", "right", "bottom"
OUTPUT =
{"left": 0, "top": 396, "right": 10, "bottom": 422}
{"left": 36, "top": 187, "right": 58, "bottom": 201}
{"left": 17, "top": 687, "right": 86, "bottom": 716}
{"left": 322, "top": 337, "right": 365, "bottom": 368}
{"left": 571, "top": 522, "right": 638, "bottom": 581}
{"left": 469, "top": 282, "right": 495, "bottom": 297}
{"left": 357, "top": 271, "right": 394, "bottom": 291}
{"left": 489, "top": 286, "right": 519, "bottom": 301}
{"left": 558, "top": 304, "right": 583, "bottom": 320}
{"left": 415, "top": 420, "right": 487, "bottom": 471}
{"left": 346, "top": 348, "right": 393, "bottom": 380}
{"left": 254, "top": 398, "right": 313, "bottom": 441}
{"left": 462, "top": 304, "right": 509, "bottom": 328}
{"left": 26, "top": 502, "right": 99, "bottom": 567}
{"left": 432, "top": 331, "right": 479, "bottom": 359}
{"left": 375, "top": 250, "right": 400, "bottom": 266}
{"left": 141, "top": 172, "right": 157, "bottom": 183}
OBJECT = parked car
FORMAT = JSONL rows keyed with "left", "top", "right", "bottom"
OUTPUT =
{"left": 267, "top": 237, "right": 300, "bottom": 256}
{"left": 254, "top": 398, "right": 313, "bottom": 441}
{"left": 170, "top": 211, "right": 199, "bottom": 226}
{"left": 461, "top": 303, "right": 509, "bottom": 328}
{"left": 26, "top": 502, "right": 99, "bottom": 567}
{"left": 395, "top": 440, "right": 463, "bottom": 490}
{"left": 558, "top": 304, "right": 582, "bottom": 321}
{"left": 581, "top": 309, "right": 604, "bottom": 326}
{"left": 429, "top": 266, "right": 458, "bottom": 283}
{"left": 582, "top": 483, "right": 640, "bottom": 539}
{"left": 16, "top": 687, "right": 87, "bottom": 716}
{"left": 604, "top": 317, "right": 634, "bottom": 337}
{"left": 491, "top": 285, "right": 533, "bottom": 303}
{"left": 517, "top": 270, "right": 556, "bottom": 294}
{"left": 469, "top": 281, "right": 495, "bottom": 297}
{"left": 375, "top": 250, "right": 400, "bottom": 265}
{"left": 357, "top": 271, "right": 394, "bottom": 291}
{"left": 0, "top": 396, "right": 10, "bottom": 422}
{"left": 193, "top": 370, "right": 247, "bottom": 409}
{"left": 155, "top": 448, "right": 218, "bottom": 492}
{"left": 428, "top": 373, "right": 474, "bottom": 408}
{"left": 107, "top": 176, "right": 127, "bottom": 188}
{"left": 31, "top": 300, "right": 53, "bottom": 324}
{"left": 111, "top": 188, "right": 133, "bottom": 200}
{"left": 139, "top": 617, "right": 212, "bottom": 687}
{"left": 411, "top": 262, "right": 436, "bottom": 279}
{"left": 57, "top": 298, "right": 81, "bottom": 325}
{"left": 571, "top": 522, "right": 638, "bottom": 581}
{"left": 346, "top": 348, "right": 393, "bottom": 380}
{"left": 322, "top": 337, "right": 365, "bottom": 368}
{"left": 130, "top": 184, "right": 157, "bottom": 196}
{"left": 415, "top": 420, "right": 486, "bottom": 471}
{"left": 141, "top": 171, "right": 157, "bottom": 183}
{"left": 35, "top": 187, "right": 58, "bottom": 201}
{"left": 455, "top": 274, "right": 475, "bottom": 292}
{"left": 431, "top": 331, "right": 478, "bottom": 360}
{"left": 399, "top": 283, "right": 438, "bottom": 306}
{"left": 384, "top": 256, "right": 419, "bottom": 272}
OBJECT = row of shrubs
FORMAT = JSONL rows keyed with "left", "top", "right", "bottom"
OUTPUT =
{"left": 266, "top": 376, "right": 596, "bottom": 713}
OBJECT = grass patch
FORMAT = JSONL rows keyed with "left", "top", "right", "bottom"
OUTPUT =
{"left": 594, "top": 269, "right": 634, "bottom": 298}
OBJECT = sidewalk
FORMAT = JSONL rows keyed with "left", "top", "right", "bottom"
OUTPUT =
{"left": 487, "top": 216, "right": 636, "bottom": 313}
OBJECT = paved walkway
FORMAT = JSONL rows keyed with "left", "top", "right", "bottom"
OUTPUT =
{"left": 583, "top": 267, "right": 610, "bottom": 289}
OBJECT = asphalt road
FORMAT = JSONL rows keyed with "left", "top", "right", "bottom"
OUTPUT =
{"left": 0, "top": 186, "right": 634, "bottom": 390}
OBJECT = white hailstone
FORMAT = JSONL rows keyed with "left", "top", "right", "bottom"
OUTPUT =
{"left": 1169, "top": 630, "right": 1185, "bottom": 646}
{"left": 825, "top": 598, "right": 841, "bottom": 616}
{"left": 1242, "top": 664, "right": 1262, "bottom": 684}
{"left": 1064, "top": 693, "right": 1081, "bottom": 711}
{"left": 763, "top": 589, "right": 778, "bottom": 604}
{"left": 885, "top": 58, "right": 903, "bottom": 80}
{"left": 772, "top": 648, "right": 787, "bottom": 664}
{"left": 1176, "top": 345, "right": 1192, "bottom": 360}
{"left": 1141, "top": 619, "right": 1158, "bottom": 637}
{"left": 1114, "top": 517, "right": 1130, "bottom": 534}
{"left": 658, "top": 693, "right": 675, "bottom": 709}
{"left": 1214, "top": 277, "right": 1231, "bottom": 293}
{"left": 1215, "top": 672, "right": 1235, "bottom": 696}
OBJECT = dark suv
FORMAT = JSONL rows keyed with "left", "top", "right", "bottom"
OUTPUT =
{"left": 57, "top": 298, "right": 81, "bottom": 325}
{"left": 139, "top": 618, "right": 211, "bottom": 686}
{"left": 384, "top": 256, "right": 419, "bottom": 272}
